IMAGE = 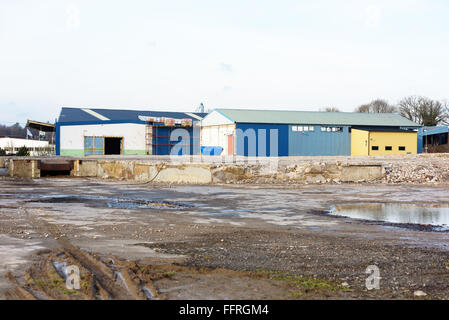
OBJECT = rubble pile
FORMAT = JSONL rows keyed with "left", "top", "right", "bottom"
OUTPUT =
{"left": 211, "top": 154, "right": 449, "bottom": 185}
{"left": 383, "top": 160, "right": 449, "bottom": 184}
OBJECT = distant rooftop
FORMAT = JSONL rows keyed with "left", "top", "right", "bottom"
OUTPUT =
{"left": 58, "top": 107, "right": 207, "bottom": 123}
{"left": 420, "top": 125, "right": 449, "bottom": 136}
{"left": 26, "top": 120, "right": 55, "bottom": 132}
{"left": 214, "top": 108, "right": 421, "bottom": 127}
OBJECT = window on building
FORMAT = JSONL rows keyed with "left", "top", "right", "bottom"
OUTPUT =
{"left": 294, "top": 125, "right": 314, "bottom": 133}
{"left": 385, "top": 146, "right": 392, "bottom": 151}
{"left": 321, "top": 126, "right": 343, "bottom": 132}
{"left": 372, "top": 146, "right": 379, "bottom": 151}
{"left": 398, "top": 146, "right": 406, "bottom": 151}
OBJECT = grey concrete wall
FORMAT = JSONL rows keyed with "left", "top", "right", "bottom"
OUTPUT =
{"left": 8, "top": 158, "right": 387, "bottom": 184}
{"left": 73, "top": 160, "right": 213, "bottom": 184}
{"left": 8, "top": 159, "right": 40, "bottom": 178}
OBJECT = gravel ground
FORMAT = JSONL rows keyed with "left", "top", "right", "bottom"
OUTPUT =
{"left": 1, "top": 177, "right": 449, "bottom": 299}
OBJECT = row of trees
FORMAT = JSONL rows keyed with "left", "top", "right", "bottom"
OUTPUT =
{"left": 0, "top": 123, "right": 54, "bottom": 141}
{"left": 324, "top": 96, "right": 449, "bottom": 126}
{"left": 0, "top": 123, "right": 27, "bottom": 138}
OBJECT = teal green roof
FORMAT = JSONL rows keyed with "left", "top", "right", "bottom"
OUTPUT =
{"left": 215, "top": 108, "right": 421, "bottom": 127}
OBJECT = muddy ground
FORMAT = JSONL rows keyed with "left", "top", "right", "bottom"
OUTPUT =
{"left": 1, "top": 175, "right": 449, "bottom": 299}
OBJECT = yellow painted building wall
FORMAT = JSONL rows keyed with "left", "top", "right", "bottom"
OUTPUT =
{"left": 351, "top": 129, "right": 417, "bottom": 156}
{"left": 351, "top": 129, "right": 369, "bottom": 156}
{"left": 368, "top": 131, "right": 417, "bottom": 155}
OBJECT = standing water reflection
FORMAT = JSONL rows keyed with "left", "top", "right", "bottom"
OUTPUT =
{"left": 330, "top": 203, "right": 449, "bottom": 229}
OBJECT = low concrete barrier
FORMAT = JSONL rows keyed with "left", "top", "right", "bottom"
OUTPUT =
{"left": 8, "top": 159, "right": 40, "bottom": 178}
{"left": 8, "top": 158, "right": 386, "bottom": 184}
{"left": 74, "top": 160, "right": 213, "bottom": 184}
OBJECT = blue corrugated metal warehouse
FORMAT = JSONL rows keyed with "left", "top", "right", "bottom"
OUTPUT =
{"left": 56, "top": 107, "right": 206, "bottom": 156}
{"left": 200, "top": 109, "right": 421, "bottom": 156}
{"left": 418, "top": 126, "right": 449, "bottom": 153}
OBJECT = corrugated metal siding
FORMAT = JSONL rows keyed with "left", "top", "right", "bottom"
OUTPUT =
{"left": 152, "top": 126, "right": 198, "bottom": 155}
{"left": 418, "top": 128, "right": 423, "bottom": 153}
{"left": 288, "top": 125, "right": 350, "bottom": 156}
{"left": 417, "top": 127, "right": 449, "bottom": 153}
{"left": 419, "top": 126, "right": 449, "bottom": 136}
{"left": 235, "top": 123, "right": 289, "bottom": 156}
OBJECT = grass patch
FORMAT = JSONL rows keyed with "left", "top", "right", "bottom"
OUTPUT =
{"left": 255, "top": 270, "right": 349, "bottom": 297}
{"left": 82, "top": 281, "right": 90, "bottom": 289}
{"left": 35, "top": 279, "right": 46, "bottom": 289}
{"left": 152, "top": 269, "right": 176, "bottom": 277}
{"left": 51, "top": 278, "right": 65, "bottom": 287}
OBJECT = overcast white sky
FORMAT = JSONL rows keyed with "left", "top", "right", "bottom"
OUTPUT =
{"left": 1, "top": 0, "right": 448, "bottom": 125}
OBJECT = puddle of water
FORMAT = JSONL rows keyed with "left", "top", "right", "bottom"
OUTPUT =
{"left": 0, "top": 235, "right": 45, "bottom": 272}
{"left": 142, "top": 286, "right": 155, "bottom": 299}
{"left": 52, "top": 260, "right": 68, "bottom": 279}
{"left": 113, "top": 271, "right": 129, "bottom": 290}
{"left": 330, "top": 203, "right": 449, "bottom": 230}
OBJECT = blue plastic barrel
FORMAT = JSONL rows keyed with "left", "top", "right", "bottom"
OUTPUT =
{"left": 201, "top": 146, "right": 223, "bottom": 155}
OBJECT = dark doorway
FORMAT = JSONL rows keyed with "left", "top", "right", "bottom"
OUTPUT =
{"left": 104, "top": 137, "right": 122, "bottom": 155}
{"left": 40, "top": 160, "right": 74, "bottom": 177}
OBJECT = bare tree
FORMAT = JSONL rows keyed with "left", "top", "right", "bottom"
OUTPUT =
{"left": 0, "top": 123, "right": 27, "bottom": 138}
{"left": 442, "top": 100, "right": 449, "bottom": 125}
{"left": 355, "top": 99, "right": 397, "bottom": 113}
{"left": 398, "top": 96, "right": 448, "bottom": 126}
{"left": 322, "top": 107, "right": 340, "bottom": 112}
{"left": 397, "top": 96, "right": 421, "bottom": 124}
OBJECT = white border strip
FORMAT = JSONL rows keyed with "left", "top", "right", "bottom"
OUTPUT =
{"left": 185, "top": 112, "right": 203, "bottom": 121}
{"left": 81, "top": 108, "right": 110, "bottom": 121}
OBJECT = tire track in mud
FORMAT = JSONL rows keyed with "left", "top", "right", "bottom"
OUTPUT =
{"left": 5, "top": 209, "right": 162, "bottom": 300}
{"left": 5, "top": 208, "right": 347, "bottom": 300}
{"left": 4, "top": 272, "right": 37, "bottom": 300}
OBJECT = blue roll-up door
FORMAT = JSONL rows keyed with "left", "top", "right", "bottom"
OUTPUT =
{"left": 84, "top": 136, "right": 104, "bottom": 156}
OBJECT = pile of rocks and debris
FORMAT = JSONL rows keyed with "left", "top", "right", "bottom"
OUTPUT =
{"left": 383, "top": 161, "right": 449, "bottom": 184}
{"left": 210, "top": 154, "right": 449, "bottom": 185}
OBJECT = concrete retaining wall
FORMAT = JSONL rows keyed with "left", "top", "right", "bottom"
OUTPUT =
{"left": 210, "top": 162, "right": 384, "bottom": 184}
{"left": 9, "top": 159, "right": 40, "bottom": 178}
{"left": 8, "top": 158, "right": 386, "bottom": 184}
{"left": 72, "top": 160, "right": 213, "bottom": 184}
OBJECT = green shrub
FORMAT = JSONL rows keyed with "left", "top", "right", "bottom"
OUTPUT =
{"left": 0, "top": 148, "right": 5, "bottom": 156}
{"left": 16, "top": 146, "right": 30, "bottom": 157}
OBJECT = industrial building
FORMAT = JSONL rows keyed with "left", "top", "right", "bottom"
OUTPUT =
{"left": 418, "top": 126, "right": 449, "bottom": 153}
{"left": 56, "top": 107, "right": 206, "bottom": 156}
{"left": 200, "top": 109, "right": 421, "bottom": 156}
{"left": 0, "top": 137, "right": 53, "bottom": 156}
